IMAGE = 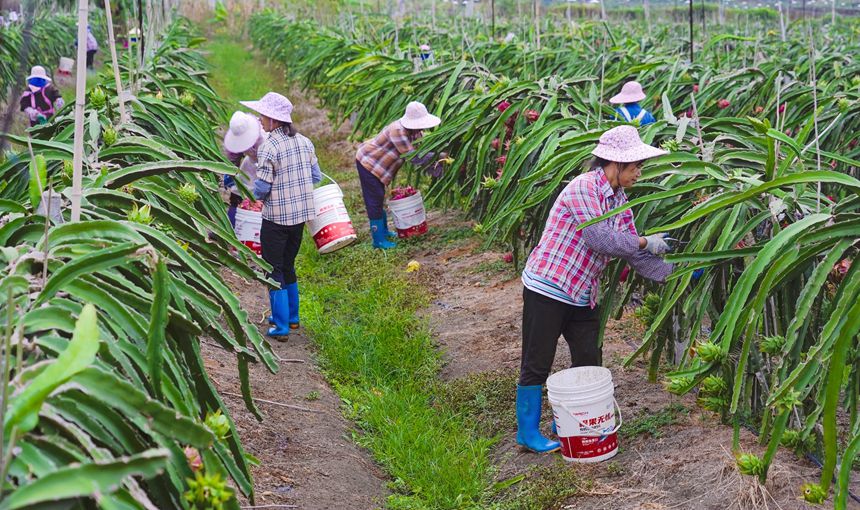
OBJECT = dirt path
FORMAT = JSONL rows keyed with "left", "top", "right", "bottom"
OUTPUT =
{"left": 413, "top": 210, "right": 853, "bottom": 510}
{"left": 203, "top": 270, "right": 388, "bottom": 510}
{"left": 200, "top": 44, "right": 388, "bottom": 507}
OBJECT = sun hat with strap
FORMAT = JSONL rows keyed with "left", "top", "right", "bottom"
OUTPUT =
{"left": 591, "top": 125, "right": 667, "bottom": 163}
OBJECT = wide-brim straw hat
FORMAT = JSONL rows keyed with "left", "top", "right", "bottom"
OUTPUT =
{"left": 224, "top": 111, "right": 262, "bottom": 153}
{"left": 400, "top": 101, "right": 440, "bottom": 130}
{"left": 609, "top": 81, "right": 646, "bottom": 104}
{"left": 241, "top": 92, "right": 293, "bottom": 124}
{"left": 591, "top": 125, "right": 667, "bottom": 163}
{"left": 27, "top": 65, "right": 51, "bottom": 82}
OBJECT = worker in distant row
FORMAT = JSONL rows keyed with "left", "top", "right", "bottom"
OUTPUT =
{"left": 243, "top": 93, "right": 321, "bottom": 339}
{"left": 355, "top": 101, "right": 445, "bottom": 249}
{"left": 20, "top": 66, "right": 64, "bottom": 127}
{"left": 86, "top": 25, "right": 99, "bottom": 69}
{"left": 516, "top": 125, "right": 673, "bottom": 453}
{"left": 609, "top": 81, "right": 656, "bottom": 126}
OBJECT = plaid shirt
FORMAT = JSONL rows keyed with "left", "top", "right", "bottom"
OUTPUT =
{"left": 524, "top": 168, "right": 637, "bottom": 308}
{"left": 256, "top": 127, "right": 317, "bottom": 226}
{"left": 356, "top": 120, "right": 422, "bottom": 186}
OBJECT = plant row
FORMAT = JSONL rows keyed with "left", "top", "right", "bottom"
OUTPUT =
{"left": 0, "top": 18, "right": 273, "bottom": 509}
{"left": 251, "top": 11, "right": 860, "bottom": 506}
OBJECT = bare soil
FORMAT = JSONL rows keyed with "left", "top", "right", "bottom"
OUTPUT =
{"left": 413, "top": 210, "right": 858, "bottom": 510}
{"left": 202, "top": 271, "right": 388, "bottom": 510}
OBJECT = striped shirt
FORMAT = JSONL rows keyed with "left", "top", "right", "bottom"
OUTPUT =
{"left": 256, "top": 127, "right": 317, "bottom": 226}
{"left": 522, "top": 269, "right": 590, "bottom": 306}
{"left": 356, "top": 120, "right": 423, "bottom": 186}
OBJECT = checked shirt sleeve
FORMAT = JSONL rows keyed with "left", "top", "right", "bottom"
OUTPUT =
{"left": 389, "top": 123, "right": 416, "bottom": 155}
{"left": 570, "top": 180, "right": 640, "bottom": 258}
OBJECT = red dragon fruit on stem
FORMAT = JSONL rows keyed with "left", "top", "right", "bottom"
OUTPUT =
{"left": 491, "top": 138, "right": 500, "bottom": 150}
{"left": 525, "top": 109, "right": 540, "bottom": 123}
{"left": 717, "top": 99, "right": 730, "bottom": 109}
{"left": 497, "top": 100, "right": 512, "bottom": 112}
{"left": 496, "top": 155, "right": 507, "bottom": 165}
{"left": 693, "top": 84, "right": 699, "bottom": 93}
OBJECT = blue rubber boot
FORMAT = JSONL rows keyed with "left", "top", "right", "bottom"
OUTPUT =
{"left": 267, "top": 289, "right": 291, "bottom": 339}
{"left": 286, "top": 282, "right": 300, "bottom": 330}
{"left": 516, "top": 385, "right": 561, "bottom": 453}
{"left": 370, "top": 218, "right": 396, "bottom": 249}
{"left": 268, "top": 290, "right": 275, "bottom": 325}
{"left": 382, "top": 211, "right": 397, "bottom": 239}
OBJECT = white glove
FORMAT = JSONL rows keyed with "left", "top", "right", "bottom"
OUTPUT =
{"left": 55, "top": 98, "right": 65, "bottom": 110}
{"left": 643, "top": 233, "right": 670, "bottom": 255}
{"left": 24, "top": 107, "right": 39, "bottom": 122}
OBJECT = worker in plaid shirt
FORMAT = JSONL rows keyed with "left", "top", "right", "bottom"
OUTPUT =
{"left": 242, "top": 93, "right": 322, "bottom": 340}
{"left": 356, "top": 101, "right": 445, "bottom": 249}
{"left": 516, "top": 126, "right": 675, "bottom": 454}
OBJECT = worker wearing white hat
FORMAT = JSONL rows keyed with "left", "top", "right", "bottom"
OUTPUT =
{"left": 355, "top": 101, "right": 445, "bottom": 249}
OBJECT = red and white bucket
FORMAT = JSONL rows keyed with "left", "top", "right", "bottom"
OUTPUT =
{"left": 58, "top": 57, "right": 74, "bottom": 75}
{"left": 306, "top": 177, "right": 357, "bottom": 254}
{"left": 234, "top": 208, "right": 262, "bottom": 256}
{"left": 389, "top": 191, "right": 427, "bottom": 238}
{"left": 547, "top": 366, "right": 622, "bottom": 463}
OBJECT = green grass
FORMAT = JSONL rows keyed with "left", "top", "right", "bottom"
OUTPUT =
{"left": 298, "top": 241, "right": 495, "bottom": 509}
{"left": 205, "top": 35, "right": 280, "bottom": 122}
{"left": 437, "top": 371, "right": 518, "bottom": 438}
{"left": 620, "top": 403, "right": 689, "bottom": 439}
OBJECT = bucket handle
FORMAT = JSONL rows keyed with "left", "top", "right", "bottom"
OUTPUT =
{"left": 319, "top": 171, "right": 342, "bottom": 191}
{"left": 559, "top": 398, "right": 623, "bottom": 437}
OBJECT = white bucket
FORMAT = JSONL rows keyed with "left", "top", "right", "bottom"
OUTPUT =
{"left": 547, "top": 366, "right": 622, "bottom": 463}
{"left": 388, "top": 191, "right": 427, "bottom": 238}
{"left": 234, "top": 208, "right": 262, "bottom": 255}
{"left": 306, "top": 177, "right": 357, "bottom": 254}
{"left": 58, "top": 57, "right": 74, "bottom": 74}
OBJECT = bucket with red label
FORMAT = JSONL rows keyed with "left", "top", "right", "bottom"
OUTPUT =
{"left": 547, "top": 366, "right": 622, "bottom": 463}
{"left": 234, "top": 200, "right": 263, "bottom": 256}
{"left": 389, "top": 186, "right": 427, "bottom": 238}
{"left": 307, "top": 176, "right": 357, "bottom": 254}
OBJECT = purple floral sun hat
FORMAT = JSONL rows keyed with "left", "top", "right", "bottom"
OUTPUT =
{"left": 240, "top": 92, "right": 293, "bottom": 123}
{"left": 591, "top": 125, "right": 667, "bottom": 163}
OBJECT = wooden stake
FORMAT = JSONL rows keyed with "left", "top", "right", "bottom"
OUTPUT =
{"left": 103, "top": 0, "right": 128, "bottom": 124}
{"left": 70, "top": 0, "right": 90, "bottom": 222}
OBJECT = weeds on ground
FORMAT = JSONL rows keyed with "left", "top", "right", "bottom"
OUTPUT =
{"left": 621, "top": 402, "right": 689, "bottom": 439}
{"left": 437, "top": 371, "right": 518, "bottom": 437}
{"left": 487, "top": 462, "right": 588, "bottom": 510}
{"left": 468, "top": 259, "right": 516, "bottom": 277}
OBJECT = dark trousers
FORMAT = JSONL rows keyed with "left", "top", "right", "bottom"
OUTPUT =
{"left": 356, "top": 160, "right": 385, "bottom": 220}
{"left": 86, "top": 50, "right": 96, "bottom": 69}
{"left": 519, "top": 287, "right": 601, "bottom": 386}
{"left": 260, "top": 219, "right": 304, "bottom": 288}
